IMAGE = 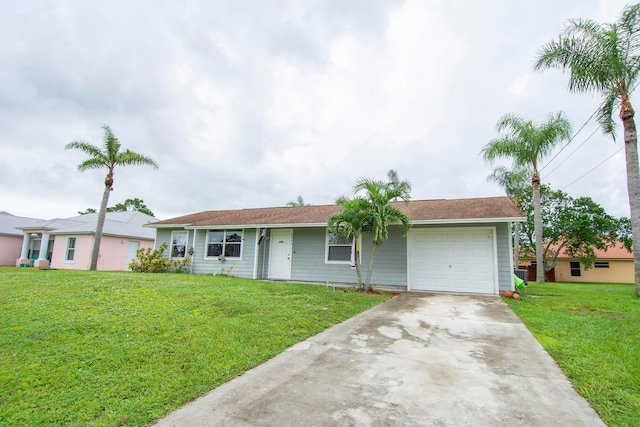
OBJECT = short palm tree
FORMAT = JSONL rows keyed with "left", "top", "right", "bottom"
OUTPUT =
{"left": 534, "top": 3, "right": 640, "bottom": 297}
{"left": 354, "top": 178, "right": 412, "bottom": 291}
{"left": 487, "top": 163, "right": 532, "bottom": 267}
{"left": 327, "top": 196, "right": 371, "bottom": 290}
{"left": 66, "top": 125, "right": 159, "bottom": 270}
{"left": 481, "top": 112, "right": 572, "bottom": 283}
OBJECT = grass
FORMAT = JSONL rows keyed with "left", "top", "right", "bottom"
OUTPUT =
{"left": 505, "top": 282, "right": 640, "bottom": 427}
{"left": 0, "top": 267, "right": 391, "bottom": 426}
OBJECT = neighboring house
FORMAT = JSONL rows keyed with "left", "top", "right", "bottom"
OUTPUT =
{"left": 553, "top": 242, "right": 633, "bottom": 283}
{"left": 148, "top": 197, "right": 524, "bottom": 294}
{"left": 0, "top": 211, "right": 43, "bottom": 266}
{"left": 15, "top": 211, "right": 157, "bottom": 271}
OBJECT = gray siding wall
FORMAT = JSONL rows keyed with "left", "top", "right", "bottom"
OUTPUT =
{"left": 155, "top": 221, "right": 514, "bottom": 293}
{"left": 155, "top": 228, "right": 257, "bottom": 278}
{"left": 289, "top": 226, "right": 407, "bottom": 287}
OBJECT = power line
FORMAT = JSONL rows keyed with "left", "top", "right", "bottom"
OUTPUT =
{"left": 539, "top": 107, "right": 599, "bottom": 173}
{"left": 544, "top": 127, "right": 599, "bottom": 179}
{"left": 561, "top": 147, "right": 624, "bottom": 190}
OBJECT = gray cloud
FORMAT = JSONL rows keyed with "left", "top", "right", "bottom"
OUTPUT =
{"left": 0, "top": 0, "right": 633, "bottom": 221}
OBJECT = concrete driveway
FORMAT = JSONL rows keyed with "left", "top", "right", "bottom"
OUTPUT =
{"left": 153, "top": 293, "right": 605, "bottom": 426}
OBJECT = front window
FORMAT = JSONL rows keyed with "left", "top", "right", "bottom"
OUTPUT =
{"left": 206, "top": 230, "right": 243, "bottom": 258}
{"left": 326, "top": 231, "right": 353, "bottom": 263}
{"left": 65, "top": 237, "right": 77, "bottom": 262}
{"left": 570, "top": 261, "right": 581, "bottom": 277}
{"left": 171, "top": 231, "right": 188, "bottom": 258}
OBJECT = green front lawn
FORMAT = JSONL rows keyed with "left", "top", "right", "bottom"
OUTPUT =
{"left": 0, "top": 268, "right": 390, "bottom": 426}
{"left": 505, "top": 282, "right": 640, "bottom": 427}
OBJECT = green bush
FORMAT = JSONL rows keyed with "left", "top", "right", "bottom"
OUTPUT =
{"left": 129, "top": 243, "right": 171, "bottom": 273}
{"left": 170, "top": 256, "right": 191, "bottom": 273}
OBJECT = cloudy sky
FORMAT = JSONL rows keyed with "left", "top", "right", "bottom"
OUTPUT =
{"left": 1, "top": 0, "right": 635, "bottom": 220}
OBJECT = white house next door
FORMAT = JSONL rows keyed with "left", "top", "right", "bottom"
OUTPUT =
{"left": 269, "top": 229, "right": 293, "bottom": 280}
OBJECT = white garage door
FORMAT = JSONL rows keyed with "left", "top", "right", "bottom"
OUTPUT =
{"left": 408, "top": 228, "right": 497, "bottom": 294}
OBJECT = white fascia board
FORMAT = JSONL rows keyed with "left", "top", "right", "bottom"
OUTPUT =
{"left": 144, "top": 223, "right": 191, "bottom": 229}
{"left": 411, "top": 217, "right": 526, "bottom": 225}
{"left": 185, "top": 222, "right": 327, "bottom": 230}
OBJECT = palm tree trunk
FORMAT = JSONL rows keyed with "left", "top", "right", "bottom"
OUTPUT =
{"left": 532, "top": 175, "right": 545, "bottom": 284}
{"left": 364, "top": 240, "right": 378, "bottom": 292}
{"left": 354, "top": 236, "right": 363, "bottom": 290}
{"left": 90, "top": 183, "right": 111, "bottom": 270}
{"left": 621, "top": 107, "right": 640, "bottom": 298}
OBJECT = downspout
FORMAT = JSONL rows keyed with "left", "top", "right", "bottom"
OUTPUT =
{"left": 252, "top": 228, "right": 260, "bottom": 279}
{"left": 190, "top": 229, "right": 197, "bottom": 274}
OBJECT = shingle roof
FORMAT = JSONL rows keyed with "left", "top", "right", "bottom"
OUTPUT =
{"left": 0, "top": 212, "right": 44, "bottom": 236}
{"left": 149, "top": 196, "right": 524, "bottom": 228}
{"left": 18, "top": 211, "right": 157, "bottom": 239}
{"left": 552, "top": 241, "right": 633, "bottom": 259}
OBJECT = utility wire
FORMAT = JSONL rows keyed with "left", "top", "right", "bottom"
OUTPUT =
{"left": 561, "top": 147, "right": 624, "bottom": 190}
{"left": 544, "top": 127, "right": 599, "bottom": 179}
{"left": 539, "top": 107, "right": 599, "bottom": 173}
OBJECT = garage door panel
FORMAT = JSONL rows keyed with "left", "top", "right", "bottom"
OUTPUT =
{"left": 409, "top": 228, "right": 496, "bottom": 294}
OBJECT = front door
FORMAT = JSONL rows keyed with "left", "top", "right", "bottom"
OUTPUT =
{"left": 269, "top": 229, "right": 293, "bottom": 280}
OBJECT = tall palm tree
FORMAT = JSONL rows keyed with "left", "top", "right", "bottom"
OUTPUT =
{"left": 66, "top": 125, "right": 159, "bottom": 270}
{"left": 481, "top": 112, "right": 572, "bottom": 283}
{"left": 487, "top": 164, "right": 532, "bottom": 268}
{"left": 386, "top": 169, "right": 412, "bottom": 201}
{"left": 354, "top": 178, "right": 412, "bottom": 291}
{"left": 327, "top": 196, "right": 371, "bottom": 290}
{"left": 534, "top": 3, "right": 640, "bottom": 297}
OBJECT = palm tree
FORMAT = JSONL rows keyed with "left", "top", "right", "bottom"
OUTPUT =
{"left": 481, "top": 112, "right": 572, "bottom": 283}
{"left": 487, "top": 164, "right": 532, "bottom": 268}
{"left": 354, "top": 178, "right": 412, "bottom": 291}
{"left": 386, "top": 169, "right": 412, "bottom": 201}
{"left": 286, "top": 195, "right": 310, "bottom": 207}
{"left": 327, "top": 196, "right": 371, "bottom": 290}
{"left": 66, "top": 125, "right": 159, "bottom": 270}
{"left": 534, "top": 3, "right": 640, "bottom": 297}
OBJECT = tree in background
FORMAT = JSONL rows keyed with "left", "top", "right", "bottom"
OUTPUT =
{"left": 487, "top": 163, "right": 531, "bottom": 267}
{"left": 386, "top": 169, "right": 412, "bottom": 201}
{"left": 66, "top": 125, "right": 158, "bottom": 270}
{"left": 107, "top": 198, "right": 154, "bottom": 217}
{"left": 354, "top": 177, "right": 412, "bottom": 291}
{"left": 327, "top": 196, "right": 370, "bottom": 290}
{"left": 286, "top": 195, "right": 310, "bottom": 207}
{"left": 481, "top": 112, "right": 572, "bottom": 283}
{"left": 518, "top": 184, "right": 632, "bottom": 272}
{"left": 534, "top": 3, "right": 640, "bottom": 297}
{"left": 79, "top": 198, "right": 155, "bottom": 217}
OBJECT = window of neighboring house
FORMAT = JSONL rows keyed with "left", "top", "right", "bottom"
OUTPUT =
{"left": 570, "top": 261, "right": 581, "bottom": 277}
{"left": 206, "top": 230, "right": 243, "bottom": 259}
{"left": 65, "top": 237, "right": 77, "bottom": 262}
{"left": 594, "top": 262, "right": 610, "bottom": 268}
{"left": 29, "top": 238, "right": 41, "bottom": 260}
{"left": 326, "top": 231, "right": 355, "bottom": 264}
{"left": 171, "top": 231, "right": 188, "bottom": 258}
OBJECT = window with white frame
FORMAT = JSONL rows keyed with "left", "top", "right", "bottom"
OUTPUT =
{"left": 594, "top": 261, "right": 610, "bottom": 268}
{"left": 326, "top": 231, "right": 354, "bottom": 263}
{"left": 206, "top": 230, "right": 243, "bottom": 258}
{"left": 65, "top": 237, "right": 77, "bottom": 262}
{"left": 171, "top": 231, "right": 188, "bottom": 258}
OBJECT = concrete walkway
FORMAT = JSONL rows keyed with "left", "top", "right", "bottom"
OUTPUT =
{"left": 153, "top": 293, "right": 605, "bottom": 426}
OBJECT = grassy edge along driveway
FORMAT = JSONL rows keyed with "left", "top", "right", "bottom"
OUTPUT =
{"left": 0, "top": 268, "right": 391, "bottom": 426}
{"left": 505, "top": 282, "right": 640, "bottom": 427}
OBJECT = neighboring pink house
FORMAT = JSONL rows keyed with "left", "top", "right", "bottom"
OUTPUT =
{"left": 14, "top": 211, "right": 156, "bottom": 271}
{"left": 0, "top": 212, "right": 43, "bottom": 266}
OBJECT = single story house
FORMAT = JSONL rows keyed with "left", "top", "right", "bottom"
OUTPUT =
{"left": 553, "top": 241, "right": 634, "bottom": 283}
{"left": 148, "top": 197, "right": 525, "bottom": 294}
{"left": 15, "top": 211, "right": 157, "bottom": 271}
{"left": 0, "top": 211, "right": 43, "bottom": 266}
